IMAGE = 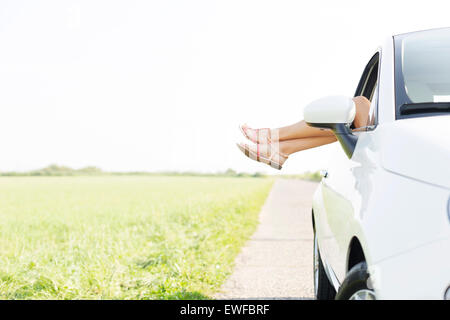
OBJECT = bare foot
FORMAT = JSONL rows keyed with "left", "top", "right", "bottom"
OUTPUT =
{"left": 236, "top": 142, "right": 288, "bottom": 170}
{"left": 239, "top": 124, "right": 273, "bottom": 144}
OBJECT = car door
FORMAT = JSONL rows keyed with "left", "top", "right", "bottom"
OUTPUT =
{"left": 319, "top": 53, "right": 380, "bottom": 282}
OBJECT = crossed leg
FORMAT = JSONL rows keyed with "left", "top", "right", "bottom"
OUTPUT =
{"left": 273, "top": 96, "right": 371, "bottom": 155}
{"left": 238, "top": 96, "right": 371, "bottom": 169}
{"left": 275, "top": 96, "right": 371, "bottom": 140}
{"left": 276, "top": 136, "right": 338, "bottom": 155}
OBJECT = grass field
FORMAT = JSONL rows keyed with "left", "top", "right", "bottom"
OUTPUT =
{"left": 0, "top": 176, "right": 273, "bottom": 299}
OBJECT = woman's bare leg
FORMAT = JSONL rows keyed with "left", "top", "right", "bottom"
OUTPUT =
{"left": 273, "top": 96, "right": 371, "bottom": 141}
{"left": 352, "top": 96, "right": 371, "bottom": 129}
{"left": 274, "top": 121, "right": 333, "bottom": 141}
{"left": 277, "top": 136, "right": 337, "bottom": 156}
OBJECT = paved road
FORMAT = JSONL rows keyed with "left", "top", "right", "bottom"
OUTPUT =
{"left": 215, "top": 179, "right": 318, "bottom": 300}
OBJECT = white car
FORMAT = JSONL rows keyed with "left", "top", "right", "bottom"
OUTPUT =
{"left": 305, "top": 28, "right": 450, "bottom": 300}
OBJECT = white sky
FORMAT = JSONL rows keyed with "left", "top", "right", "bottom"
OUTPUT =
{"left": 0, "top": 0, "right": 449, "bottom": 173}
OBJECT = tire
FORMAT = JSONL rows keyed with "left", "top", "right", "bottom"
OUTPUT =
{"left": 313, "top": 230, "right": 336, "bottom": 300}
{"left": 335, "top": 262, "right": 376, "bottom": 300}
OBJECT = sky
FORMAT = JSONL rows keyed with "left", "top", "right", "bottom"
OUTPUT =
{"left": 0, "top": 0, "right": 449, "bottom": 174}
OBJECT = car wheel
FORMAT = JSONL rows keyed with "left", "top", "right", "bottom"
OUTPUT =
{"left": 313, "top": 230, "right": 336, "bottom": 300}
{"left": 335, "top": 262, "right": 376, "bottom": 300}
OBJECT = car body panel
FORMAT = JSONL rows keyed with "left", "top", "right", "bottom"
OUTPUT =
{"left": 371, "top": 236, "right": 450, "bottom": 299}
{"left": 379, "top": 115, "right": 450, "bottom": 189}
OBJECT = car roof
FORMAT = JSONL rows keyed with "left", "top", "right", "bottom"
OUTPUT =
{"left": 393, "top": 26, "right": 450, "bottom": 38}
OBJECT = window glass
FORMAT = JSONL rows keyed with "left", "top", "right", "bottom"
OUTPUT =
{"left": 401, "top": 29, "right": 450, "bottom": 104}
{"left": 367, "top": 82, "right": 378, "bottom": 126}
{"left": 354, "top": 53, "right": 379, "bottom": 129}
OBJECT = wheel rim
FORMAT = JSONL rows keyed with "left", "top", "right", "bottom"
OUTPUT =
{"left": 349, "top": 289, "right": 376, "bottom": 300}
{"left": 313, "top": 231, "right": 319, "bottom": 297}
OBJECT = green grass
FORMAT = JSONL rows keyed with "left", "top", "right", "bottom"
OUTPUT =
{"left": 0, "top": 176, "right": 273, "bottom": 299}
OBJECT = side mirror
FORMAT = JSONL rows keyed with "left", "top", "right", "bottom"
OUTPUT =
{"left": 304, "top": 95, "right": 358, "bottom": 158}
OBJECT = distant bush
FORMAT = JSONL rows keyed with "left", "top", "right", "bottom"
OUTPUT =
{"left": 76, "top": 166, "right": 104, "bottom": 174}
{"left": 224, "top": 168, "right": 237, "bottom": 176}
{"left": 1, "top": 164, "right": 105, "bottom": 176}
{"left": 251, "top": 172, "right": 266, "bottom": 178}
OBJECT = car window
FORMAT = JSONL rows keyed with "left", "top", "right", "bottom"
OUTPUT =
{"left": 400, "top": 29, "right": 450, "bottom": 103}
{"left": 354, "top": 53, "right": 380, "bottom": 129}
{"left": 394, "top": 28, "right": 450, "bottom": 119}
